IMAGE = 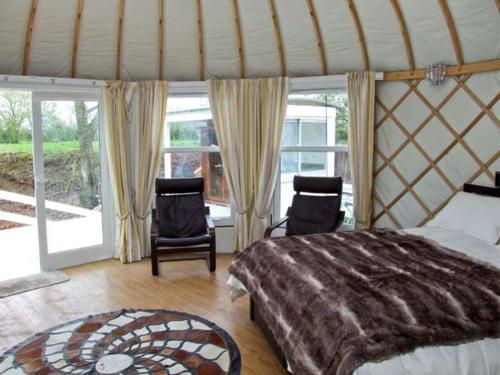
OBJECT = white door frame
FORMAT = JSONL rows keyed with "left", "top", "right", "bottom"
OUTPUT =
{"left": 31, "top": 91, "right": 114, "bottom": 271}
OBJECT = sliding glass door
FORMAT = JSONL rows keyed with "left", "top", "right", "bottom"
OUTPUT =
{"left": 32, "top": 92, "right": 113, "bottom": 270}
{"left": 0, "top": 89, "right": 40, "bottom": 281}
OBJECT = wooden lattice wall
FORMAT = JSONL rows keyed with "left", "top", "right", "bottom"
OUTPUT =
{"left": 372, "top": 71, "right": 500, "bottom": 229}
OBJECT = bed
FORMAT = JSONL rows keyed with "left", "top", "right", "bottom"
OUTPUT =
{"left": 227, "top": 179, "right": 500, "bottom": 375}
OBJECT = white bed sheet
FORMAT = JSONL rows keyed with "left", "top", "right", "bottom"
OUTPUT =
{"left": 404, "top": 227, "right": 500, "bottom": 268}
{"left": 227, "top": 227, "right": 500, "bottom": 375}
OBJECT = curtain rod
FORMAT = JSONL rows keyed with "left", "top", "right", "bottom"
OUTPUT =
{"left": 0, "top": 73, "right": 384, "bottom": 95}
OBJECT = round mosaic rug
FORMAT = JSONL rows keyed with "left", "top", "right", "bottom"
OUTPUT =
{"left": 0, "top": 309, "right": 241, "bottom": 375}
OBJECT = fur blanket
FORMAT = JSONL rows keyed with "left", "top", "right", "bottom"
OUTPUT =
{"left": 228, "top": 229, "right": 500, "bottom": 375}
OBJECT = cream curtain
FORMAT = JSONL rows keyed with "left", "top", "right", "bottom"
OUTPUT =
{"left": 209, "top": 79, "right": 257, "bottom": 251}
{"left": 133, "top": 81, "right": 168, "bottom": 261}
{"left": 103, "top": 81, "right": 168, "bottom": 263}
{"left": 249, "top": 78, "right": 289, "bottom": 243}
{"left": 347, "top": 72, "right": 375, "bottom": 230}
{"left": 103, "top": 81, "right": 134, "bottom": 263}
{"left": 208, "top": 78, "right": 288, "bottom": 251}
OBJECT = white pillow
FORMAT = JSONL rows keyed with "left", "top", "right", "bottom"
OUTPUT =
{"left": 427, "top": 191, "right": 500, "bottom": 245}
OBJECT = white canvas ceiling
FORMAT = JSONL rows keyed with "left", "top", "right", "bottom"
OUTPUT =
{"left": 0, "top": 0, "right": 498, "bottom": 81}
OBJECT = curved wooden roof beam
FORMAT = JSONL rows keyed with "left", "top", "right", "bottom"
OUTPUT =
{"left": 115, "top": 0, "right": 125, "bottom": 80}
{"left": 437, "top": 0, "right": 464, "bottom": 67}
{"left": 267, "top": 0, "right": 286, "bottom": 77}
{"left": 22, "top": 0, "right": 39, "bottom": 75}
{"left": 71, "top": 0, "right": 85, "bottom": 78}
{"left": 231, "top": 0, "right": 245, "bottom": 78}
{"left": 389, "top": 0, "right": 415, "bottom": 71}
{"left": 158, "top": 0, "right": 164, "bottom": 80}
{"left": 346, "top": 0, "right": 369, "bottom": 70}
{"left": 195, "top": 0, "right": 205, "bottom": 81}
{"left": 306, "top": 0, "right": 327, "bottom": 75}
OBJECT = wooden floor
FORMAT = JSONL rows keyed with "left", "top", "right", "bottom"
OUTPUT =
{"left": 0, "top": 254, "right": 285, "bottom": 374}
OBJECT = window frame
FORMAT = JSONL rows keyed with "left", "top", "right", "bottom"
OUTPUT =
{"left": 273, "top": 86, "right": 351, "bottom": 229}
{"left": 161, "top": 93, "right": 234, "bottom": 226}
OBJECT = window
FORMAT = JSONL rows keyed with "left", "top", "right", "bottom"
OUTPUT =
{"left": 276, "top": 90, "right": 353, "bottom": 225}
{"left": 159, "top": 96, "right": 231, "bottom": 221}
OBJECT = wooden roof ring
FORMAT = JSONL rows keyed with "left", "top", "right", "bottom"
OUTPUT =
{"left": 115, "top": 0, "right": 125, "bottom": 80}
{"left": 195, "top": 0, "right": 204, "bottom": 81}
{"left": 346, "top": 0, "right": 369, "bottom": 70}
{"left": 437, "top": 0, "right": 464, "bottom": 67}
{"left": 158, "top": 0, "right": 164, "bottom": 80}
{"left": 71, "top": 0, "right": 85, "bottom": 78}
{"left": 23, "top": 0, "right": 39, "bottom": 75}
{"left": 231, "top": 0, "right": 245, "bottom": 78}
{"left": 267, "top": 0, "right": 286, "bottom": 77}
{"left": 306, "top": 0, "right": 327, "bottom": 75}
{"left": 389, "top": 0, "right": 415, "bottom": 71}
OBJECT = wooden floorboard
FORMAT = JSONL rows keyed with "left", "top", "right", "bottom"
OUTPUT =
{"left": 0, "top": 254, "right": 285, "bottom": 374}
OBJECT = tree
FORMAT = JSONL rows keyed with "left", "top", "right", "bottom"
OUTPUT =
{"left": 42, "top": 101, "right": 77, "bottom": 142}
{"left": 74, "top": 101, "right": 99, "bottom": 209}
{"left": 0, "top": 91, "right": 68, "bottom": 144}
{"left": 328, "top": 91, "right": 349, "bottom": 145}
{"left": 0, "top": 90, "right": 32, "bottom": 143}
{"left": 169, "top": 121, "right": 200, "bottom": 146}
{"left": 321, "top": 91, "right": 349, "bottom": 145}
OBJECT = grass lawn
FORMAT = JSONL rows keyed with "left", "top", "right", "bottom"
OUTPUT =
{"left": 167, "top": 140, "right": 202, "bottom": 147}
{"left": 0, "top": 141, "right": 99, "bottom": 154}
{"left": 0, "top": 139, "right": 201, "bottom": 155}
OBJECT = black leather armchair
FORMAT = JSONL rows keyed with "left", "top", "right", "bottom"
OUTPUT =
{"left": 151, "top": 177, "right": 216, "bottom": 275}
{"left": 265, "top": 175, "right": 345, "bottom": 237}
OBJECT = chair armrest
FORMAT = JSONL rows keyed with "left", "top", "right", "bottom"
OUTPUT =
{"left": 151, "top": 209, "right": 158, "bottom": 238}
{"left": 333, "top": 211, "right": 345, "bottom": 231}
{"left": 206, "top": 214, "right": 215, "bottom": 234}
{"left": 264, "top": 216, "right": 288, "bottom": 238}
{"left": 204, "top": 206, "right": 215, "bottom": 235}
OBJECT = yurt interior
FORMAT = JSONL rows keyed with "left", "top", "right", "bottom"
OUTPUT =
{"left": 0, "top": 0, "right": 499, "bottom": 374}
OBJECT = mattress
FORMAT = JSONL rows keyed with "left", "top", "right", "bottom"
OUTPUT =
{"left": 227, "top": 227, "right": 500, "bottom": 375}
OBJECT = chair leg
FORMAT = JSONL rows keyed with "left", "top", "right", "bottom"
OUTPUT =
{"left": 250, "top": 297, "right": 255, "bottom": 321}
{"left": 151, "top": 238, "right": 159, "bottom": 276}
{"left": 209, "top": 236, "right": 216, "bottom": 272}
{"left": 209, "top": 250, "right": 216, "bottom": 272}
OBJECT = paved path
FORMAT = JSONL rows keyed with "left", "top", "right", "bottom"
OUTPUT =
{"left": 0, "top": 211, "right": 37, "bottom": 225}
{"left": 0, "top": 190, "right": 103, "bottom": 282}
{"left": 0, "top": 190, "right": 100, "bottom": 217}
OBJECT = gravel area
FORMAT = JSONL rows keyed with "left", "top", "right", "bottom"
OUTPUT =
{"left": 0, "top": 220, "right": 26, "bottom": 230}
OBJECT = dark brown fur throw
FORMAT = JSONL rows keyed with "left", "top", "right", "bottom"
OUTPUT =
{"left": 228, "top": 229, "right": 500, "bottom": 375}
